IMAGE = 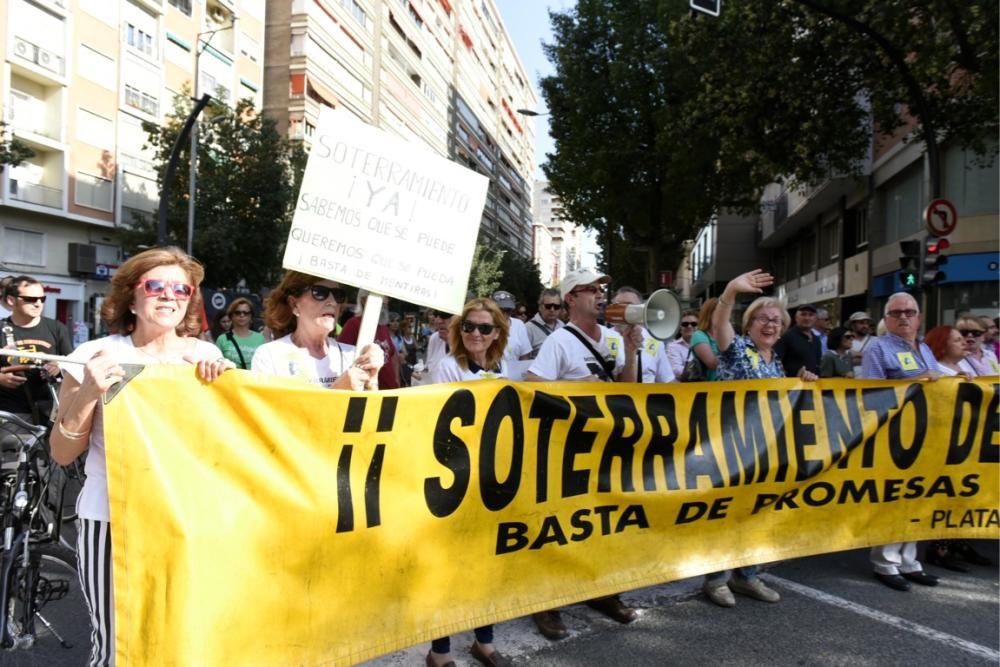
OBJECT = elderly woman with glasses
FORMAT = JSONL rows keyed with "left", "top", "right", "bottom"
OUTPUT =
{"left": 701, "top": 269, "right": 817, "bottom": 609}
{"left": 251, "top": 271, "right": 383, "bottom": 389}
{"left": 426, "top": 297, "right": 513, "bottom": 667}
{"left": 215, "top": 297, "right": 266, "bottom": 370}
{"left": 956, "top": 316, "right": 999, "bottom": 376}
{"left": 50, "top": 246, "right": 234, "bottom": 666}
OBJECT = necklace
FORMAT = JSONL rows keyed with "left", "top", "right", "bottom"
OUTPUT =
{"left": 131, "top": 335, "right": 189, "bottom": 364}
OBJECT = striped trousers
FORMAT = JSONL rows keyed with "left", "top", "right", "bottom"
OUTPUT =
{"left": 77, "top": 518, "right": 115, "bottom": 666}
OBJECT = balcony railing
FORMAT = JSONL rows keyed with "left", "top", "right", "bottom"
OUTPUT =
{"left": 9, "top": 180, "right": 62, "bottom": 208}
{"left": 6, "top": 95, "right": 56, "bottom": 139}
{"left": 11, "top": 36, "right": 65, "bottom": 77}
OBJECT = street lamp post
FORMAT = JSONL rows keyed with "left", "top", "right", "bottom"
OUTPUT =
{"left": 187, "top": 16, "right": 237, "bottom": 254}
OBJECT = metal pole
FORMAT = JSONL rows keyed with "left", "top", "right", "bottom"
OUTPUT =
{"left": 156, "top": 93, "right": 211, "bottom": 246}
{"left": 188, "top": 53, "right": 200, "bottom": 255}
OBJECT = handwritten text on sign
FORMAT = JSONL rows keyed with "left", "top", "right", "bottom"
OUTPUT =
{"left": 283, "top": 107, "right": 489, "bottom": 312}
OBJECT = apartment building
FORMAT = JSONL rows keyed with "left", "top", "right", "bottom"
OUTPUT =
{"left": 0, "top": 0, "right": 265, "bottom": 336}
{"left": 683, "top": 127, "right": 999, "bottom": 325}
{"left": 531, "top": 179, "right": 583, "bottom": 288}
{"left": 263, "top": 0, "right": 537, "bottom": 258}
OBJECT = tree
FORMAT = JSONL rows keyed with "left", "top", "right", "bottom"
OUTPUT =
{"left": 0, "top": 121, "right": 34, "bottom": 168}
{"left": 541, "top": 1, "right": 998, "bottom": 288}
{"left": 119, "top": 89, "right": 305, "bottom": 290}
{"left": 467, "top": 241, "right": 506, "bottom": 298}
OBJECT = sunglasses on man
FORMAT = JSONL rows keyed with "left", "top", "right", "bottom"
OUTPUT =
{"left": 15, "top": 294, "right": 46, "bottom": 305}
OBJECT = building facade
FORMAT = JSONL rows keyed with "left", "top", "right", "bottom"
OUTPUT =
{"left": 683, "top": 126, "right": 999, "bottom": 326}
{"left": 531, "top": 179, "right": 584, "bottom": 288}
{"left": 262, "top": 0, "right": 537, "bottom": 258}
{"left": 0, "top": 0, "right": 265, "bottom": 337}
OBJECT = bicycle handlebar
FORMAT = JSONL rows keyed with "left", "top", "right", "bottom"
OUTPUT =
{"left": 0, "top": 412, "right": 47, "bottom": 438}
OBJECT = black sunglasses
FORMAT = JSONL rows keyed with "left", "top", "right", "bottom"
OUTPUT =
{"left": 232, "top": 309, "right": 252, "bottom": 316}
{"left": 16, "top": 295, "right": 46, "bottom": 304}
{"left": 461, "top": 321, "right": 496, "bottom": 335}
{"left": 680, "top": 322, "right": 697, "bottom": 328}
{"left": 959, "top": 329, "right": 984, "bottom": 338}
{"left": 303, "top": 285, "right": 347, "bottom": 303}
{"left": 542, "top": 303, "right": 561, "bottom": 310}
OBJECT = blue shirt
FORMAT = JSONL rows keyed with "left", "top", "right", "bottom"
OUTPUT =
{"left": 860, "top": 333, "right": 942, "bottom": 379}
{"left": 718, "top": 335, "right": 785, "bottom": 381}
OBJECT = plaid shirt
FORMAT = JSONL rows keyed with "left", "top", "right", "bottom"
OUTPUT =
{"left": 860, "top": 333, "right": 942, "bottom": 379}
{"left": 718, "top": 335, "right": 785, "bottom": 381}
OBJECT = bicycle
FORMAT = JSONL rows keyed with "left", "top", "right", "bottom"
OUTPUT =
{"left": 0, "top": 411, "right": 77, "bottom": 650}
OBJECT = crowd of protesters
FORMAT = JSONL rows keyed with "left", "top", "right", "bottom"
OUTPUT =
{"left": 1, "top": 258, "right": 997, "bottom": 666}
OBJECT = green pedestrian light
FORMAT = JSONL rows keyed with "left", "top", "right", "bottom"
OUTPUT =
{"left": 898, "top": 240, "right": 921, "bottom": 291}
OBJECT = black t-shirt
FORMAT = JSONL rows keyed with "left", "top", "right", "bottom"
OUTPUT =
{"left": 0, "top": 317, "right": 74, "bottom": 414}
{"left": 774, "top": 327, "right": 821, "bottom": 377}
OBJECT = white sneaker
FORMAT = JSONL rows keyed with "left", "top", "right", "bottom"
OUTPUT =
{"left": 703, "top": 582, "right": 736, "bottom": 607}
{"left": 728, "top": 577, "right": 780, "bottom": 603}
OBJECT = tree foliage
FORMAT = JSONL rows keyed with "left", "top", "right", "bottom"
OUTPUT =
{"left": 119, "top": 90, "right": 305, "bottom": 291}
{"left": 0, "top": 121, "right": 34, "bottom": 168}
{"left": 541, "top": 0, "right": 998, "bottom": 289}
{"left": 468, "top": 241, "right": 506, "bottom": 298}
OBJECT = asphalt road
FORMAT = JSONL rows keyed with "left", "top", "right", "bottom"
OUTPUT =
{"left": 3, "top": 542, "right": 997, "bottom": 666}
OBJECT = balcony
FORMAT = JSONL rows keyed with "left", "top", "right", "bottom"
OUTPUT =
{"left": 9, "top": 180, "right": 62, "bottom": 209}
{"left": 11, "top": 35, "right": 65, "bottom": 79}
{"left": 6, "top": 85, "right": 60, "bottom": 141}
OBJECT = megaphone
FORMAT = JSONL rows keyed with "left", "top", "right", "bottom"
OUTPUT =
{"left": 604, "top": 289, "right": 681, "bottom": 341}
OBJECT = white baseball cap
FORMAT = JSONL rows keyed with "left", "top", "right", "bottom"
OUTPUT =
{"left": 559, "top": 268, "right": 610, "bottom": 299}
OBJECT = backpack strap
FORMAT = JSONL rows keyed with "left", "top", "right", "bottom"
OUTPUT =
{"left": 225, "top": 331, "right": 248, "bottom": 369}
{"left": 563, "top": 325, "right": 616, "bottom": 381}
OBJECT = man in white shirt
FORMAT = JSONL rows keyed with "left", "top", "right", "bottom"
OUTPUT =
{"left": 610, "top": 286, "right": 675, "bottom": 383}
{"left": 847, "top": 311, "right": 874, "bottom": 375}
{"left": 492, "top": 290, "right": 532, "bottom": 375}
{"left": 667, "top": 309, "right": 700, "bottom": 379}
{"left": 524, "top": 268, "right": 641, "bottom": 640}
{"left": 525, "top": 288, "right": 564, "bottom": 358}
{"left": 411, "top": 309, "right": 453, "bottom": 385}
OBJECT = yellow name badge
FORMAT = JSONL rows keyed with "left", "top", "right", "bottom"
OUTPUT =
{"left": 896, "top": 351, "right": 919, "bottom": 370}
{"left": 608, "top": 338, "right": 620, "bottom": 359}
{"left": 644, "top": 338, "right": 660, "bottom": 357}
{"left": 746, "top": 348, "right": 760, "bottom": 370}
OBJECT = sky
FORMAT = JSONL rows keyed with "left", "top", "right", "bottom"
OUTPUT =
{"left": 493, "top": 1, "right": 602, "bottom": 267}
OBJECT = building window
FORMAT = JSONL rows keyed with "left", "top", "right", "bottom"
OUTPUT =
{"left": 125, "top": 23, "right": 155, "bottom": 57}
{"left": 823, "top": 220, "right": 840, "bottom": 262}
{"left": 341, "top": 0, "right": 367, "bottom": 28}
{"left": 855, "top": 206, "right": 868, "bottom": 247}
{"left": 76, "top": 171, "right": 114, "bottom": 212}
{"left": 168, "top": 0, "right": 191, "bottom": 15}
{"left": 124, "top": 84, "right": 159, "bottom": 116}
{"left": 1, "top": 228, "right": 45, "bottom": 266}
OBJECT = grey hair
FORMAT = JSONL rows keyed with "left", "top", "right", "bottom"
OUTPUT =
{"left": 884, "top": 292, "right": 919, "bottom": 316}
{"left": 537, "top": 288, "right": 560, "bottom": 304}
{"left": 612, "top": 286, "right": 643, "bottom": 302}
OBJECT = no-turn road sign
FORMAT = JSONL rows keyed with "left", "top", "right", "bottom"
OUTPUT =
{"left": 924, "top": 198, "right": 957, "bottom": 236}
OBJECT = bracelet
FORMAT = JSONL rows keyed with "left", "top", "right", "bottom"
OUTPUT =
{"left": 57, "top": 420, "right": 88, "bottom": 440}
{"left": 718, "top": 296, "right": 733, "bottom": 307}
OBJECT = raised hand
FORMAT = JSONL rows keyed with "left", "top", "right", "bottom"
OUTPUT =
{"left": 728, "top": 269, "right": 775, "bottom": 295}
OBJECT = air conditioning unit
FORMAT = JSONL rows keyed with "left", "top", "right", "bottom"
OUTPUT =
{"left": 13, "top": 37, "right": 31, "bottom": 59}
{"left": 68, "top": 243, "right": 98, "bottom": 275}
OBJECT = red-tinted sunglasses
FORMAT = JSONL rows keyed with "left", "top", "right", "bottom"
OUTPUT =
{"left": 135, "top": 279, "right": 195, "bottom": 300}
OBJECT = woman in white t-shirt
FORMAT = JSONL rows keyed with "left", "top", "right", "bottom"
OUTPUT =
{"left": 251, "top": 271, "right": 383, "bottom": 388}
{"left": 427, "top": 298, "right": 512, "bottom": 667}
{"left": 51, "top": 247, "right": 234, "bottom": 667}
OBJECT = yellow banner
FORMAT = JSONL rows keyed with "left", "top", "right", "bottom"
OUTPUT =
{"left": 103, "top": 369, "right": 999, "bottom": 666}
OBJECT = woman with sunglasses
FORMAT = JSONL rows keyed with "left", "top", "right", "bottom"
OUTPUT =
{"left": 819, "top": 327, "right": 855, "bottom": 378}
{"left": 215, "top": 298, "right": 266, "bottom": 370}
{"left": 251, "top": 271, "right": 382, "bottom": 389}
{"left": 956, "top": 316, "right": 999, "bottom": 376}
{"left": 426, "top": 298, "right": 512, "bottom": 667}
{"left": 50, "top": 247, "right": 233, "bottom": 667}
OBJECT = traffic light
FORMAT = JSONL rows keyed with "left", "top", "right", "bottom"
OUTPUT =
{"left": 898, "top": 240, "right": 921, "bottom": 289}
{"left": 690, "top": 0, "right": 721, "bottom": 17}
{"left": 921, "top": 236, "right": 949, "bottom": 286}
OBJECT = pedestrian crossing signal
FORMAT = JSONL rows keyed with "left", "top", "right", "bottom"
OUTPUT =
{"left": 898, "top": 240, "right": 921, "bottom": 290}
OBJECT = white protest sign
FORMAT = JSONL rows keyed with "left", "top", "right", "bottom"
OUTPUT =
{"left": 283, "top": 106, "right": 489, "bottom": 314}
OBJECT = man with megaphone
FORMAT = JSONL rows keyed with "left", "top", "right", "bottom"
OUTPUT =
{"left": 608, "top": 286, "right": 677, "bottom": 383}
{"left": 524, "top": 268, "right": 641, "bottom": 640}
